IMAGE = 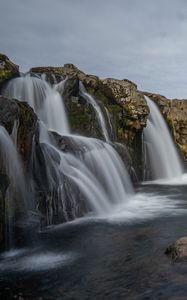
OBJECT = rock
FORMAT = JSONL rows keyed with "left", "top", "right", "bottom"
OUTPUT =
{"left": 165, "top": 237, "right": 187, "bottom": 261}
{"left": 0, "top": 96, "right": 38, "bottom": 168}
{"left": 0, "top": 54, "right": 19, "bottom": 87}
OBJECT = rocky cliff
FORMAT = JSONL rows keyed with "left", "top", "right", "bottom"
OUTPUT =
{"left": 1, "top": 55, "right": 187, "bottom": 173}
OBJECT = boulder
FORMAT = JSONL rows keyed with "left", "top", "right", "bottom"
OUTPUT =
{"left": 165, "top": 237, "right": 187, "bottom": 261}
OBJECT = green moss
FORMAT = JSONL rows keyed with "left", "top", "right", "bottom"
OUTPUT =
{"left": 95, "top": 90, "right": 108, "bottom": 104}
{"left": 108, "top": 104, "right": 121, "bottom": 114}
{"left": 0, "top": 70, "right": 14, "bottom": 84}
{"left": 177, "top": 142, "right": 187, "bottom": 157}
{"left": 68, "top": 101, "right": 93, "bottom": 134}
{"left": 0, "top": 53, "right": 19, "bottom": 87}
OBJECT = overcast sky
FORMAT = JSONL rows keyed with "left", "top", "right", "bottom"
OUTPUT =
{"left": 1, "top": 0, "right": 187, "bottom": 98}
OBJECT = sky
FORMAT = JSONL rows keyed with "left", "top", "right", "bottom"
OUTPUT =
{"left": 1, "top": 0, "right": 187, "bottom": 98}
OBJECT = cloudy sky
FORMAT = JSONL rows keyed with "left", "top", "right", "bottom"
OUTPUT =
{"left": 1, "top": 0, "right": 187, "bottom": 98}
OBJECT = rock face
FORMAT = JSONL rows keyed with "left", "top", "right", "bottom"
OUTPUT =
{"left": 0, "top": 54, "right": 19, "bottom": 87}
{"left": 0, "top": 96, "right": 38, "bottom": 168}
{"left": 145, "top": 92, "right": 187, "bottom": 163}
{"left": 165, "top": 237, "right": 187, "bottom": 261}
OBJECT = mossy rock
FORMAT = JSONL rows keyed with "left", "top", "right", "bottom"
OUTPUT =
{"left": 0, "top": 54, "right": 19, "bottom": 87}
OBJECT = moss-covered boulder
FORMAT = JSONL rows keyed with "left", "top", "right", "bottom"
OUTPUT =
{"left": 0, "top": 54, "right": 19, "bottom": 88}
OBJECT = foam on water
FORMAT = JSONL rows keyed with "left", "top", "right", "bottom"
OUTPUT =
{"left": 0, "top": 249, "right": 76, "bottom": 272}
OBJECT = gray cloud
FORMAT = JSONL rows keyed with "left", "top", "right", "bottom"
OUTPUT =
{"left": 1, "top": 0, "right": 187, "bottom": 98}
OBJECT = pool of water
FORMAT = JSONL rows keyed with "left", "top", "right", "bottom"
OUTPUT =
{"left": 1, "top": 184, "right": 187, "bottom": 299}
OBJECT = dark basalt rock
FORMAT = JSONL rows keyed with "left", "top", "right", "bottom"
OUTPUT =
{"left": 0, "top": 95, "right": 19, "bottom": 134}
{"left": 0, "top": 96, "right": 38, "bottom": 168}
{"left": 0, "top": 174, "right": 9, "bottom": 249}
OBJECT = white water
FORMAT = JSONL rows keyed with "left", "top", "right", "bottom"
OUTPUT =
{"left": 0, "top": 248, "right": 76, "bottom": 272}
{"left": 144, "top": 96, "right": 183, "bottom": 180}
{"left": 79, "top": 82, "right": 110, "bottom": 142}
{"left": 38, "top": 124, "right": 133, "bottom": 218}
{"left": 3, "top": 75, "right": 134, "bottom": 221}
{"left": 0, "top": 126, "right": 27, "bottom": 202}
{"left": 0, "top": 126, "right": 29, "bottom": 247}
{"left": 3, "top": 76, "right": 70, "bottom": 135}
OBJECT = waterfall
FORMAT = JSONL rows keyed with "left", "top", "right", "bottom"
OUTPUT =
{"left": 31, "top": 123, "right": 133, "bottom": 221}
{"left": 64, "top": 135, "right": 134, "bottom": 205}
{"left": 2, "top": 75, "right": 134, "bottom": 224}
{"left": 0, "top": 126, "right": 29, "bottom": 247}
{"left": 104, "top": 107, "right": 114, "bottom": 140}
{"left": 3, "top": 75, "right": 70, "bottom": 135}
{"left": 79, "top": 82, "right": 110, "bottom": 142}
{"left": 143, "top": 96, "right": 183, "bottom": 180}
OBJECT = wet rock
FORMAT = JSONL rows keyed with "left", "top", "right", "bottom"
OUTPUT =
{"left": 0, "top": 54, "right": 19, "bottom": 87}
{"left": 0, "top": 96, "right": 38, "bottom": 168}
{"left": 165, "top": 237, "right": 187, "bottom": 261}
{"left": 0, "top": 95, "right": 19, "bottom": 134}
{"left": 0, "top": 174, "right": 9, "bottom": 248}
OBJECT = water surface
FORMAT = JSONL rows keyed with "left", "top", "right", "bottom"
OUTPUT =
{"left": 1, "top": 184, "right": 187, "bottom": 300}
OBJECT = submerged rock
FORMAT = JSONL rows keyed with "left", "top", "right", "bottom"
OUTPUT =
{"left": 165, "top": 237, "right": 187, "bottom": 261}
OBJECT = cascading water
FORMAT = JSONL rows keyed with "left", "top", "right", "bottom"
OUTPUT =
{"left": 0, "top": 126, "right": 29, "bottom": 247}
{"left": 3, "top": 74, "right": 134, "bottom": 221}
{"left": 79, "top": 82, "right": 110, "bottom": 142}
{"left": 143, "top": 96, "right": 183, "bottom": 180}
{"left": 3, "top": 75, "right": 70, "bottom": 135}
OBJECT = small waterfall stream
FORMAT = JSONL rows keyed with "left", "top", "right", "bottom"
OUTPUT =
{"left": 79, "top": 82, "right": 110, "bottom": 142}
{"left": 144, "top": 96, "right": 184, "bottom": 180}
